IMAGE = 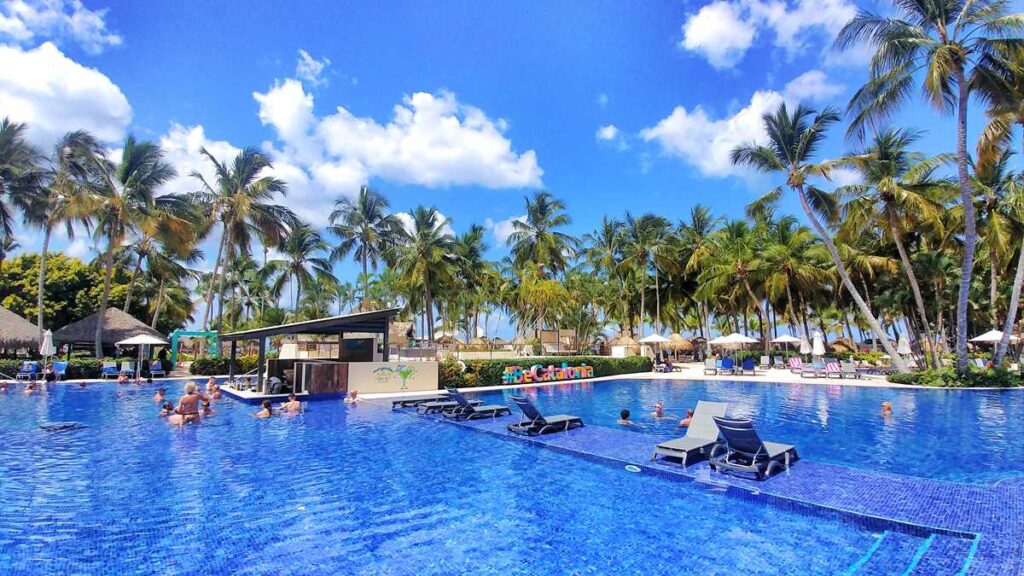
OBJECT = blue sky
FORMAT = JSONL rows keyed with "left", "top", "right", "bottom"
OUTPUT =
{"left": 0, "top": 0, "right": 981, "bottom": 331}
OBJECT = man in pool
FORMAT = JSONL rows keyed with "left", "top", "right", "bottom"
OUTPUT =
{"left": 881, "top": 401, "right": 893, "bottom": 417}
{"left": 153, "top": 388, "right": 166, "bottom": 403}
{"left": 158, "top": 401, "right": 175, "bottom": 417}
{"left": 617, "top": 409, "right": 632, "bottom": 425}
{"left": 678, "top": 408, "right": 694, "bottom": 427}
{"left": 254, "top": 400, "right": 273, "bottom": 419}
{"left": 279, "top": 394, "right": 302, "bottom": 414}
{"left": 651, "top": 402, "right": 665, "bottom": 418}
{"left": 344, "top": 390, "right": 359, "bottom": 405}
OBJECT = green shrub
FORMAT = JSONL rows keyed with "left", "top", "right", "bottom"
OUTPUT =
{"left": 733, "top": 350, "right": 801, "bottom": 363}
{"left": 888, "top": 367, "right": 1022, "bottom": 388}
{"left": 0, "top": 357, "right": 144, "bottom": 379}
{"left": 189, "top": 355, "right": 258, "bottom": 375}
{"left": 440, "top": 355, "right": 653, "bottom": 388}
{"left": 853, "top": 351, "right": 887, "bottom": 365}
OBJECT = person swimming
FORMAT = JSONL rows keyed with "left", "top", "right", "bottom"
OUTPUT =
{"left": 279, "top": 394, "right": 302, "bottom": 414}
{"left": 678, "top": 408, "right": 695, "bottom": 428}
{"left": 153, "top": 388, "right": 166, "bottom": 403}
{"left": 22, "top": 381, "right": 39, "bottom": 395}
{"left": 254, "top": 400, "right": 273, "bottom": 419}
{"left": 652, "top": 402, "right": 665, "bottom": 418}
{"left": 0, "top": 382, "right": 9, "bottom": 393}
{"left": 344, "top": 390, "right": 359, "bottom": 405}
{"left": 117, "top": 373, "right": 129, "bottom": 385}
{"left": 617, "top": 409, "right": 632, "bottom": 425}
{"left": 201, "top": 400, "right": 214, "bottom": 417}
{"left": 881, "top": 401, "right": 893, "bottom": 417}
{"left": 174, "top": 382, "right": 203, "bottom": 424}
{"left": 158, "top": 401, "right": 174, "bottom": 417}
{"left": 206, "top": 378, "right": 222, "bottom": 400}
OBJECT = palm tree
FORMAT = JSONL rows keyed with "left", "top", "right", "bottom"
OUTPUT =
{"left": 996, "top": 178, "right": 1024, "bottom": 363}
{"left": 272, "top": 224, "right": 333, "bottom": 311}
{"left": 761, "top": 216, "right": 828, "bottom": 336}
{"left": 389, "top": 206, "right": 455, "bottom": 343}
{"left": 973, "top": 149, "right": 1017, "bottom": 326}
{"left": 327, "top": 185, "right": 402, "bottom": 304}
{"left": 835, "top": 0, "right": 1023, "bottom": 372}
{"left": 22, "top": 131, "right": 104, "bottom": 340}
{"left": 0, "top": 118, "right": 43, "bottom": 239}
{"left": 334, "top": 281, "right": 356, "bottom": 315}
{"left": 90, "top": 136, "right": 177, "bottom": 357}
{"left": 146, "top": 247, "right": 201, "bottom": 328}
{"left": 0, "top": 235, "right": 18, "bottom": 268}
{"left": 619, "top": 212, "right": 673, "bottom": 337}
{"left": 838, "top": 128, "right": 948, "bottom": 367}
{"left": 699, "top": 220, "right": 771, "bottom": 354}
{"left": 679, "top": 205, "right": 721, "bottom": 353}
{"left": 454, "top": 224, "right": 489, "bottom": 340}
{"left": 190, "top": 147, "right": 294, "bottom": 330}
{"left": 731, "top": 103, "right": 908, "bottom": 371}
{"left": 508, "top": 190, "right": 579, "bottom": 275}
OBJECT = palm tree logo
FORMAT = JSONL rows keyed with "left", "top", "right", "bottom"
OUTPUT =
{"left": 373, "top": 363, "right": 417, "bottom": 390}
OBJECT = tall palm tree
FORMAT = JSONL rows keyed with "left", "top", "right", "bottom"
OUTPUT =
{"left": 0, "top": 118, "right": 43, "bottom": 239}
{"left": 761, "top": 216, "right": 828, "bottom": 335}
{"left": 91, "top": 136, "right": 177, "bottom": 357}
{"left": 454, "top": 224, "right": 489, "bottom": 340}
{"left": 327, "top": 185, "right": 402, "bottom": 304}
{"left": 389, "top": 206, "right": 455, "bottom": 343}
{"left": 731, "top": 103, "right": 908, "bottom": 371}
{"left": 508, "top": 190, "right": 579, "bottom": 275}
{"left": 838, "top": 128, "right": 948, "bottom": 367}
{"left": 996, "top": 178, "right": 1024, "bottom": 363}
{"left": 835, "top": 0, "right": 1023, "bottom": 372}
{"left": 619, "top": 212, "right": 673, "bottom": 337}
{"left": 0, "top": 235, "right": 18, "bottom": 268}
{"left": 679, "top": 205, "right": 721, "bottom": 353}
{"left": 973, "top": 149, "right": 1017, "bottom": 326}
{"left": 272, "top": 224, "right": 333, "bottom": 311}
{"left": 190, "top": 147, "right": 295, "bottom": 329}
{"left": 22, "top": 131, "right": 104, "bottom": 340}
{"left": 700, "top": 220, "right": 771, "bottom": 354}
{"left": 146, "top": 247, "right": 201, "bottom": 328}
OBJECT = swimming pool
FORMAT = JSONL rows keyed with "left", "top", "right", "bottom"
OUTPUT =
{"left": 0, "top": 382, "right": 947, "bottom": 575}
{"left": 471, "top": 378, "right": 1024, "bottom": 485}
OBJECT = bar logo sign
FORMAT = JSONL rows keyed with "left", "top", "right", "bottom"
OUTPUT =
{"left": 501, "top": 363, "right": 594, "bottom": 384}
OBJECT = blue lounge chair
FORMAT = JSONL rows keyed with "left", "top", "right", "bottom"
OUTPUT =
{"left": 507, "top": 395, "right": 584, "bottom": 435}
{"left": 148, "top": 360, "right": 166, "bottom": 378}
{"left": 120, "top": 361, "right": 135, "bottom": 377}
{"left": 801, "top": 358, "right": 824, "bottom": 378}
{"left": 719, "top": 358, "right": 736, "bottom": 375}
{"left": 740, "top": 357, "right": 757, "bottom": 375}
{"left": 101, "top": 361, "right": 119, "bottom": 379}
{"left": 16, "top": 361, "right": 39, "bottom": 380}
{"left": 442, "top": 388, "right": 511, "bottom": 420}
{"left": 652, "top": 400, "right": 729, "bottom": 467}
{"left": 709, "top": 416, "right": 798, "bottom": 480}
{"left": 52, "top": 361, "right": 68, "bottom": 380}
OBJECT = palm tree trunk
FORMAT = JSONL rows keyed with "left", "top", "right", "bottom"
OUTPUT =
{"left": 94, "top": 241, "right": 116, "bottom": 358}
{"left": 742, "top": 279, "right": 770, "bottom": 355}
{"left": 639, "top": 271, "right": 646, "bottom": 339}
{"left": 654, "top": 269, "right": 661, "bottom": 334}
{"left": 361, "top": 254, "right": 368, "bottom": 305}
{"left": 990, "top": 243, "right": 999, "bottom": 328}
{"left": 891, "top": 223, "right": 938, "bottom": 368}
{"left": 203, "top": 230, "right": 227, "bottom": 329}
{"left": 953, "top": 72, "right": 977, "bottom": 374}
{"left": 123, "top": 251, "right": 144, "bottom": 313}
{"left": 150, "top": 279, "right": 165, "bottom": 328}
{"left": 784, "top": 279, "right": 797, "bottom": 332}
{"left": 425, "top": 288, "right": 435, "bottom": 343}
{"left": 795, "top": 184, "right": 909, "bottom": 371}
{"left": 36, "top": 225, "right": 52, "bottom": 342}
{"left": 995, "top": 235, "right": 1024, "bottom": 364}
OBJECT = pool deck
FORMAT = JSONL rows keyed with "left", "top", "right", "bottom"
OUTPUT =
{"left": 385, "top": 402, "right": 1024, "bottom": 575}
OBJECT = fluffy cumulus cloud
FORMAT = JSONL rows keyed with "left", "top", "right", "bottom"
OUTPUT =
{"left": 485, "top": 215, "right": 526, "bottom": 245}
{"left": 157, "top": 123, "right": 241, "bottom": 196}
{"left": 782, "top": 69, "right": 844, "bottom": 101}
{"left": 0, "top": 0, "right": 121, "bottom": 54}
{"left": 681, "top": 1, "right": 756, "bottom": 69}
{"left": 0, "top": 42, "right": 131, "bottom": 146}
{"left": 596, "top": 124, "right": 619, "bottom": 141}
{"left": 295, "top": 49, "right": 330, "bottom": 87}
{"left": 249, "top": 80, "right": 542, "bottom": 221}
{"left": 680, "top": 0, "right": 856, "bottom": 68}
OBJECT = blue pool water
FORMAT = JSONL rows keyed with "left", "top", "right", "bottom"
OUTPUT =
{"left": 1, "top": 382, "right": 910, "bottom": 575}
{"left": 471, "top": 379, "right": 1024, "bottom": 485}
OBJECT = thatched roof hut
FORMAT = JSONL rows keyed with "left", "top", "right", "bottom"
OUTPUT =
{"left": 668, "top": 333, "right": 695, "bottom": 352}
{"left": 468, "top": 337, "right": 489, "bottom": 346}
{"left": 0, "top": 307, "right": 39, "bottom": 349}
{"left": 609, "top": 335, "right": 639, "bottom": 349}
{"left": 53, "top": 308, "right": 164, "bottom": 345}
{"left": 434, "top": 334, "right": 461, "bottom": 346}
{"left": 828, "top": 337, "right": 857, "bottom": 354}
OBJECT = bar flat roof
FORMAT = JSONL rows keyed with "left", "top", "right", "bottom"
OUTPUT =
{"left": 218, "top": 308, "right": 400, "bottom": 342}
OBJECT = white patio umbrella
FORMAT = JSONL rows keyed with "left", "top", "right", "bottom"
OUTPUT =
{"left": 639, "top": 334, "right": 670, "bottom": 358}
{"left": 799, "top": 336, "right": 811, "bottom": 355}
{"left": 39, "top": 329, "right": 56, "bottom": 359}
{"left": 896, "top": 333, "right": 912, "bottom": 356}
{"left": 116, "top": 334, "right": 169, "bottom": 379}
{"left": 771, "top": 334, "right": 802, "bottom": 345}
{"left": 970, "top": 329, "right": 1020, "bottom": 343}
{"left": 811, "top": 331, "right": 826, "bottom": 357}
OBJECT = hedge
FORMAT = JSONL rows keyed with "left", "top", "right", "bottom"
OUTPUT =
{"left": 189, "top": 355, "right": 259, "bottom": 376}
{"left": 440, "top": 355, "right": 653, "bottom": 388}
{"left": 0, "top": 357, "right": 151, "bottom": 379}
{"left": 888, "top": 367, "right": 1023, "bottom": 388}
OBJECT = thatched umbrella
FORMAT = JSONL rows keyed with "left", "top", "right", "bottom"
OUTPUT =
{"left": 434, "top": 335, "right": 461, "bottom": 346}
{"left": 0, "top": 306, "right": 39, "bottom": 350}
{"left": 468, "top": 337, "right": 489, "bottom": 346}
{"left": 667, "top": 333, "right": 694, "bottom": 352}
{"left": 53, "top": 308, "right": 164, "bottom": 347}
{"left": 828, "top": 337, "right": 856, "bottom": 354}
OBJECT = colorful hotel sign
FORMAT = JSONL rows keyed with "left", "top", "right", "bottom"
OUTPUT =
{"left": 501, "top": 362, "right": 594, "bottom": 385}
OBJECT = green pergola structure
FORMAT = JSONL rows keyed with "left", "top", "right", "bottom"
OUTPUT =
{"left": 168, "top": 330, "right": 219, "bottom": 365}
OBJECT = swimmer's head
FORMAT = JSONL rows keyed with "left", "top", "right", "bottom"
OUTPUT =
{"left": 162, "top": 401, "right": 173, "bottom": 411}
{"left": 288, "top": 394, "right": 297, "bottom": 401}
{"left": 185, "top": 382, "right": 196, "bottom": 394}
{"left": 685, "top": 408, "right": 694, "bottom": 417}
{"left": 620, "top": 409, "right": 631, "bottom": 420}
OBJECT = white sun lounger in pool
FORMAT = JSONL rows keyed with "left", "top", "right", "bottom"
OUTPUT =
{"left": 651, "top": 400, "right": 729, "bottom": 467}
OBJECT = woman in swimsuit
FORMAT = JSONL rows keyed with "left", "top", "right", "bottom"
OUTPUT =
{"left": 174, "top": 382, "right": 203, "bottom": 424}
{"left": 254, "top": 400, "right": 272, "bottom": 419}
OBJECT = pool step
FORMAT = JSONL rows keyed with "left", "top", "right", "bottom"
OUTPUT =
{"left": 847, "top": 531, "right": 976, "bottom": 576}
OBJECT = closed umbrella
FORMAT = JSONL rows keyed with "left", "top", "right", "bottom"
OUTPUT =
{"left": 896, "top": 333, "right": 912, "bottom": 356}
{"left": 811, "top": 331, "right": 826, "bottom": 357}
{"left": 799, "top": 336, "right": 812, "bottom": 355}
{"left": 39, "top": 329, "right": 56, "bottom": 368}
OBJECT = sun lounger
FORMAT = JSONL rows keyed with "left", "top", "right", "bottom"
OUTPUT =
{"left": 801, "top": 359, "right": 824, "bottom": 378}
{"left": 703, "top": 358, "right": 718, "bottom": 375}
{"left": 720, "top": 358, "right": 736, "bottom": 375}
{"left": 507, "top": 395, "right": 584, "bottom": 435}
{"left": 709, "top": 416, "right": 798, "bottom": 480}
{"left": 840, "top": 361, "right": 861, "bottom": 379}
{"left": 101, "top": 361, "right": 119, "bottom": 379}
{"left": 824, "top": 360, "right": 842, "bottom": 379}
{"left": 973, "top": 358, "right": 986, "bottom": 369}
{"left": 442, "top": 388, "right": 511, "bottom": 420}
{"left": 740, "top": 357, "right": 757, "bottom": 375}
{"left": 392, "top": 394, "right": 447, "bottom": 409}
{"left": 16, "top": 361, "right": 39, "bottom": 380}
{"left": 773, "top": 356, "right": 785, "bottom": 369}
{"left": 759, "top": 356, "right": 771, "bottom": 370}
{"left": 788, "top": 357, "right": 803, "bottom": 373}
{"left": 652, "top": 400, "right": 729, "bottom": 467}
{"left": 148, "top": 360, "right": 166, "bottom": 378}
{"left": 52, "top": 361, "right": 67, "bottom": 380}
{"left": 120, "top": 361, "right": 135, "bottom": 377}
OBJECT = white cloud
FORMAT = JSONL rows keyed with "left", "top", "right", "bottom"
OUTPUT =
{"left": 681, "top": 1, "right": 756, "bottom": 69}
{"left": 0, "top": 0, "right": 121, "bottom": 54}
{"left": 680, "top": 0, "right": 857, "bottom": 68}
{"left": 487, "top": 215, "right": 526, "bottom": 245}
{"left": 0, "top": 42, "right": 131, "bottom": 147}
{"left": 783, "top": 70, "right": 844, "bottom": 102}
{"left": 596, "top": 124, "right": 619, "bottom": 141}
{"left": 157, "top": 123, "right": 241, "bottom": 196}
{"left": 295, "top": 49, "right": 330, "bottom": 87}
{"left": 828, "top": 166, "right": 861, "bottom": 187}
{"left": 640, "top": 90, "right": 783, "bottom": 177}
{"left": 394, "top": 210, "right": 455, "bottom": 237}
{"left": 65, "top": 237, "right": 90, "bottom": 258}
{"left": 596, "top": 93, "right": 609, "bottom": 108}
